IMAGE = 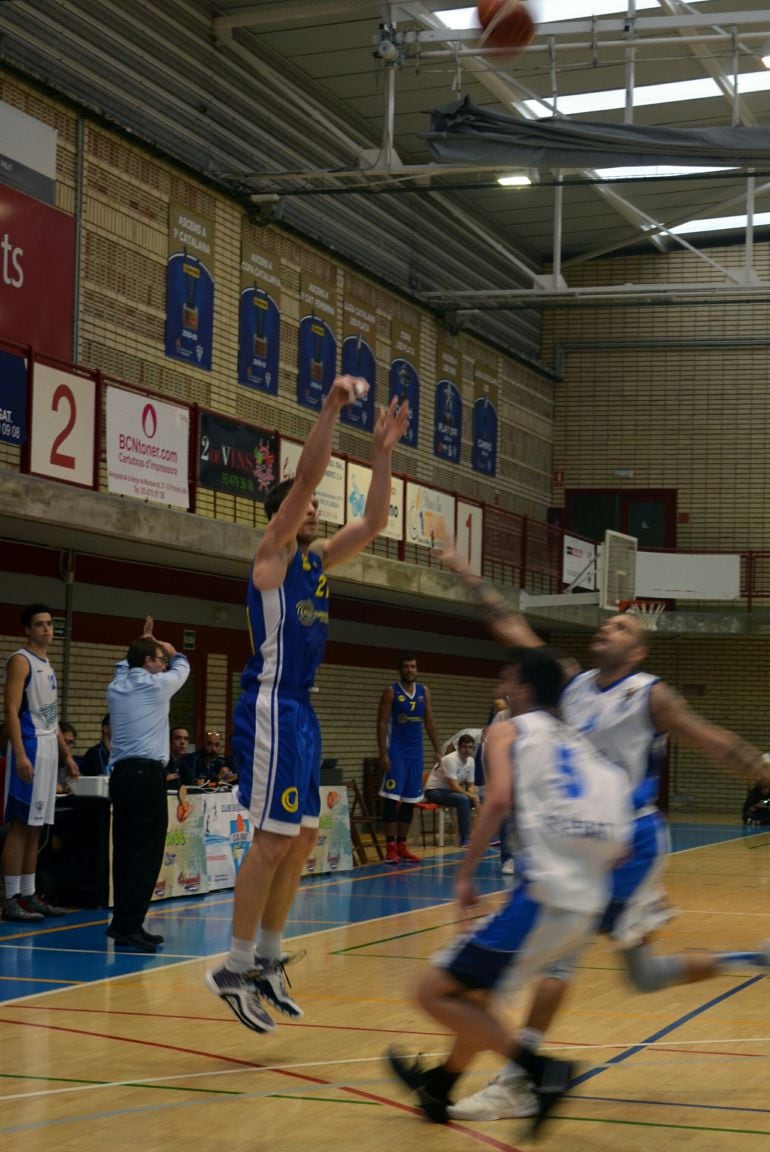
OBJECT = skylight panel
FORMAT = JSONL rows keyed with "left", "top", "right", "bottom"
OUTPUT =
{"left": 671, "top": 212, "right": 770, "bottom": 236}
{"left": 594, "top": 165, "right": 735, "bottom": 180}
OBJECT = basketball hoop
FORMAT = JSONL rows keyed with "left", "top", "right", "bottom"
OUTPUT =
{"left": 618, "top": 599, "right": 667, "bottom": 631}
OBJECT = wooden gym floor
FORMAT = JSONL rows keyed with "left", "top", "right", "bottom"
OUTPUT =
{"left": 0, "top": 819, "right": 768, "bottom": 1151}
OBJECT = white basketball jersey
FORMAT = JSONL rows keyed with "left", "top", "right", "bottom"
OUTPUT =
{"left": 6, "top": 648, "right": 59, "bottom": 736}
{"left": 561, "top": 670, "right": 659, "bottom": 792}
{"left": 513, "top": 710, "right": 631, "bottom": 914}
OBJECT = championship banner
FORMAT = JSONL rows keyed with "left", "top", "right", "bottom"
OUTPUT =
{"left": 153, "top": 792, "right": 208, "bottom": 901}
{"left": 303, "top": 786, "right": 354, "bottom": 875}
{"left": 165, "top": 202, "right": 215, "bottom": 370}
{"left": 406, "top": 481, "right": 455, "bottom": 549}
{"left": 281, "top": 437, "right": 346, "bottom": 525}
{"left": 390, "top": 318, "right": 420, "bottom": 448}
{"left": 434, "top": 344, "right": 462, "bottom": 463}
{"left": 340, "top": 294, "right": 376, "bottom": 430}
{"left": 106, "top": 386, "right": 190, "bottom": 508}
{"left": 346, "top": 461, "right": 404, "bottom": 541}
{"left": 238, "top": 235, "right": 281, "bottom": 393}
{"left": 472, "top": 362, "right": 499, "bottom": 477}
{"left": 0, "top": 183, "right": 75, "bottom": 362}
{"left": 297, "top": 270, "right": 337, "bottom": 410}
{"left": 0, "top": 350, "right": 27, "bottom": 446}
{"left": 198, "top": 410, "right": 277, "bottom": 501}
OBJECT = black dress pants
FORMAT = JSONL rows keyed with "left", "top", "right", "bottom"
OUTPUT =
{"left": 109, "top": 758, "right": 168, "bottom": 933}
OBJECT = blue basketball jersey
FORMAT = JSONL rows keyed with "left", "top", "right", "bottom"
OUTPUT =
{"left": 241, "top": 548, "right": 329, "bottom": 696}
{"left": 388, "top": 681, "right": 427, "bottom": 754}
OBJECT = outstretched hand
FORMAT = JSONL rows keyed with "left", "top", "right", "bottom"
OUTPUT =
{"left": 437, "top": 540, "right": 470, "bottom": 578}
{"left": 374, "top": 395, "right": 410, "bottom": 453}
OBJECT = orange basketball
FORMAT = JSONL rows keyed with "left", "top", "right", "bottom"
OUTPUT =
{"left": 477, "top": 0, "right": 535, "bottom": 53}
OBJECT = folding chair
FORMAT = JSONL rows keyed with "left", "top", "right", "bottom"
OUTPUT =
{"left": 415, "top": 801, "right": 447, "bottom": 848}
{"left": 343, "top": 778, "right": 385, "bottom": 865}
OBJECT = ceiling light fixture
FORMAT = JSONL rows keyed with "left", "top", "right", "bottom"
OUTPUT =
{"left": 497, "top": 174, "right": 532, "bottom": 187}
{"left": 762, "top": 39, "right": 770, "bottom": 69}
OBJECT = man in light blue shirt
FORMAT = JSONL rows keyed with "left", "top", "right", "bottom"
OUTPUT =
{"left": 106, "top": 618, "right": 189, "bottom": 953}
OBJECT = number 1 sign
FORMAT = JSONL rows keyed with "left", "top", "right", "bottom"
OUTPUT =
{"left": 29, "top": 364, "right": 97, "bottom": 488}
{"left": 456, "top": 500, "right": 483, "bottom": 576}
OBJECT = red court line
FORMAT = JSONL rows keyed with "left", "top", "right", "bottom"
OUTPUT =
{"left": 9, "top": 1006, "right": 767, "bottom": 1059}
{"left": 10, "top": 1003, "right": 451, "bottom": 1037}
{"left": 0, "top": 1015, "right": 522, "bottom": 1151}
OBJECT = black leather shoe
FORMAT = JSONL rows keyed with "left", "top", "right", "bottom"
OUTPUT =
{"left": 106, "top": 926, "right": 157, "bottom": 953}
{"left": 140, "top": 926, "right": 164, "bottom": 945}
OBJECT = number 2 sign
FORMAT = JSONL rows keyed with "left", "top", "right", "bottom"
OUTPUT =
{"left": 30, "top": 364, "right": 97, "bottom": 487}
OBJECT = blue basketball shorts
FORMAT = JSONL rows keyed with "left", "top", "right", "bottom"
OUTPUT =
{"left": 233, "top": 689, "right": 321, "bottom": 835}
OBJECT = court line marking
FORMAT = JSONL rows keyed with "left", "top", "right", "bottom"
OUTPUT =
{"left": 0, "top": 1020, "right": 525, "bottom": 1151}
{"left": 570, "top": 974, "right": 766, "bottom": 1089}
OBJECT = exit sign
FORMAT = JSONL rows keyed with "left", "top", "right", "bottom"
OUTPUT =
{"left": 183, "top": 629, "right": 196, "bottom": 651}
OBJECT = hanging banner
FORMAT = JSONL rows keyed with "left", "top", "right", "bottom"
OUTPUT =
{"left": 0, "top": 100, "right": 57, "bottom": 204}
{"left": 0, "top": 350, "right": 27, "bottom": 446}
{"left": 0, "top": 184, "right": 75, "bottom": 362}
{"left": 434, "top": 344, "right": 462, "bottom": 463}
{"left": 472, "top": 362, "right": 499, "bottom": 477}
{"left": 346, "top": 461, "right": 404, "bottom": 541}
{"left": 406, "top": 481, "right": 455, "bottom": 549}
{"left": 280, "top": 437, "right": 346, "bottom": 525}
{"left": 198, "top": 410, "right": 277, "bottom": 501}
{"left": 297, "top": 270, "right": 337, "bottom": 410}
{"left": 165, "top": 202, "right": 215, "bottom": 370}
{"left": 390, "top": 319, "right": 420, "bottom": 448}
{"left": 106, "top": 386, "right": 190, "bottom": 508}
{"left": 238, "top": 235, "right": 281, "bottom": 393}
{"left": 340, "top": 294, "right": 376, "bottom": 430}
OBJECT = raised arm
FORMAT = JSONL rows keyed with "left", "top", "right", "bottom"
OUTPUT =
{"left": 439, "top": 545, "right": 542, "bottom": 649}
{"left": 320, "top": 396, "right": 409, "bottom": 571}
{"left": 254, "top": 375, "right": 364, "bottom": 590}
{"left": 650, "top": 681, "right": 769, "bottom": 785}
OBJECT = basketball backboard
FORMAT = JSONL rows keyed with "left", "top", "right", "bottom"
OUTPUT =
{"left": 599, "top": 530, "right": 637, "bottom": 611}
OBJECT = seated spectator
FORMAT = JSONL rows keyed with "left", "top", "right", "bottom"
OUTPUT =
{"left": 423, "top": 733, "right": 478, "bottom": 847}
{"left": 57, "top": 722, "right": 80, "bottom": 793}
{"left": 187, "top": 730, "right": 236, "bottom": 785}
{"left": 166, "top": 725, "right": 194, "bottom": 787}
{"left": 441, "top": 727, "right": 483, "bottom": 756}
{"left": 80, "top": 714, "right": 112, "bottom": 776}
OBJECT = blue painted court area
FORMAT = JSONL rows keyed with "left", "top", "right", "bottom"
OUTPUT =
{"left": 0, "top": 822, "right": 763, "bottom": 1003}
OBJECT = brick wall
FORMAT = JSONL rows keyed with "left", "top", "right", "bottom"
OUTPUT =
{"left": 0, "top": 70, "right": 555, "bottom": 526}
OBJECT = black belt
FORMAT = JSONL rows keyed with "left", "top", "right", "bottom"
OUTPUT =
{"left": 112, "top": 757, "right": 165, "bottom": 769}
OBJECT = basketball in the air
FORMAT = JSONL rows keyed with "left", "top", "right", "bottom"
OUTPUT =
{"left": 477, "top": 0, "right": 535, "bottom": 53}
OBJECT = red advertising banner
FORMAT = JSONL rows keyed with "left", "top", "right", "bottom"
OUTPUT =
{"left": 0, "top": 183, "right": 75, "bottom": 362}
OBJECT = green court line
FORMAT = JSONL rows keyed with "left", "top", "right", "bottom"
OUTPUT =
{"left": 267, "top": 1093, "right": 380, "bottom": 1106}
{"left": 0, "top": 1072, "right": 242, "bottom": 1096}
{"left": 561, "top": 1114, "right": 770, "bottom": 1136}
